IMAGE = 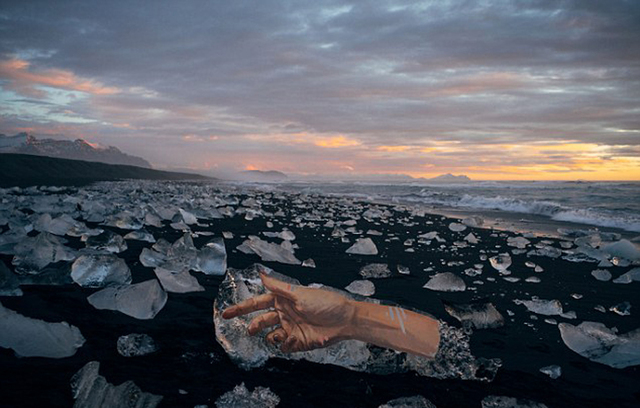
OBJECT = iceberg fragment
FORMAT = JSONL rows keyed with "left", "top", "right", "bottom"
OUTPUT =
{"left": 448, "top": 222, "right": 467, "bottom": 232}
{"left": 359, "top": 263, "right": 391, "bottom": 279}
{"left": 215, "top": 383, "right": 280, "bottom": 408}
{"left": 345, "top": 279, "right": 375, "bottom": 296}
{"left": 85, "top": 230, "right": 127, "bottom": 253}
{"left": 154, "top": 267, "right": 204, "bottom": 293}
{"left": 423, "top": 273, "right": 466, "bottom": 292}
{"left": 489, "top": 254, "right": 511, "bottom": 274}
{"left": 237, "top": 236, "right": 301, "bottom": 265}
{"left": 87, "top": 279, "right": 168, "bottom": 320}
{"left": 444, "top": 301, "right": 504, "bottom": 329}
{"left": 591, "top": 269, "right": 612, "bottom": 282}
{"left": 117, "top": 333, "right": 158, "bottom": 357}
{"left": 346, "top": 238, "right": 378, "bottom": 255}
{"left": 378, "top": 395, "right": 436, "bottom": 408}
{"left": 601, "top": 239, "right": 640, "bottom": 261}
{"left": 71, "top": 255, "right": 132, "bottom": 288}
{"left": 12, "top": 232, "right": 76, "bottom": 274}
{"left": 481, "top": 395, "right": 548, "bottom": 408}
{"left": 539, "top": 365, "right": 561, "bottom": 379}
{"left": 513, "top": 299, "right": 563, "bottom": 316}
{"left": 195, "top": 237, "right": 227, "bottom": 275}
{"left": 612, "top": 268, "right": 640, "bottom": 284}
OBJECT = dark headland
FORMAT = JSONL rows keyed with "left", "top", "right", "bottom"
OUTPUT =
{"left": 0, "top": 153, "right": 211, "bottom": 188}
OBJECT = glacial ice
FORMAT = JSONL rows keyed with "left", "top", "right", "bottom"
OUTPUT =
{"left": 397, "top": 265, "right": 410, "bottom": 275}
{"left": 139, "top": 247, "right": 166, "bottom": 268}
{"left": 558, "top": 321, "right": 640, "bottom": 368}
{"left": 464, "top": 233, "right": 479, "bottom": 244}
{"left": 123, "top": 229, "right": 156, "bottom": 243}
{"left": 195, "top": 237, "right": 227, "bottom": 275}
{"left": 12, "top": 232, "right": 76, "bottom": 274}
{"left": 601, "top": 239, "right": 640, "bottom": 261}
{"left": 71, "top": 361, "right": 162, "bottom": 408}
{"left": 591, "top": 269, "right": 612, "bottom": 282}
{"left": 214, "top": 264, "right": 499, "bottom": 381}
{"left": 378, "top": 395, "right": 436, "bottom": 408}
{"left": 345, "top": 279, "right": 375, "bottom": 296}
{"left": 345, "top": 237, "right": 378, "bottom": 255}
{"left": 539, "top": 365, "right": 561, "bottom": 379}
{"left": 613, "top": 268, "right": 640, "bottom": 284}
{"left": 489, "top": 254, "right": 512, "bottom": 273}
{"left": 0, "top": 260, "right": 22, "bottom": 296}
{"left": 33, "top": 213, "right": 79, "bottom": 236}
{"left": 71, "top": 254, "right": 132, "bottom": 288}
{"left": 0, "top": 301, "right": 85, "bottom": 358}
{"left": 215, "top": 383, "right": 280, "bottom": 408}
{"left": 513, "top": 299, "right": 563, "bottom": 316}
{"left": 87, "top": 279, "right": 168, "bottom": 320}
{"left": 448, "top": 222, "right": 467, "bottom": 232}
{"left": 237, "top": 236, "right": 300, "bottom": 265}
{"left": 609, "top": 301, "right": 631, "bottom": 316}
{"left": 507, "top": 236, "right": 530, "bottom": 249}
{"left": 423, "top": 273, "right": 466, "bottom": 292}
{"left": 481, "top": 395, "right": 548, "bottom": 408}
{"left": 154, "top": 267, "right": 204, "bottom": 293}
{"left": 85, "top": 230, "right": 127, "bottom": 253}
{"left": 359, "top": 263, "right": 392, "bottom": 279}
{"left": 444, "top": 302, "right": 504, "bottom": 329}
{"left": 102, "top": 211, "right": 143, "bottom": 230}
{"left": 302, "top": 258, "right": 316, "bottom": 268}
{"left": 117, "top": 333, "right": 159, "bottom": 357}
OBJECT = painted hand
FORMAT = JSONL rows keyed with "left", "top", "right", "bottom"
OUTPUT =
{"left": 222, "top": 271, "right": 357, "bottom": 352}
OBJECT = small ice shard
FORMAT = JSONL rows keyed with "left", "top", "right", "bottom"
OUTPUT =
{"left": 378, "top": 395, "right": 436, "bottom": 408}
{"left": 513, "top": 299, "right": 563, "bottom": 316}
{"left": 359, "top": 263, "right": 391, "bottom": 279}
{"left": 534, "top": 265, "right": 544, "bottom": 273}
{"left": 139, "top": 247, "right": 166, "bottom": 268}
{"left": 591, "top": 269, "right": 612, "bottom": 282}
{"left": 12, "top": 232, "right": 76, "bottom": 274}
{"left": 613, "top": 268, "right": 640, "bottom": 284}
{"left": 464, "top": 233, "right": 478, "bottom": 244}
{"left": 154, "top": 267, "right": 204, "bottom": 293}
{"left": 178, "top": 208, "right": 198, "bottom": 225}
{"left": 462, "top": 216, "right": 483, "bottom": 228}
{"left": 346, "top": 237, "right": 378, "bottom": 255}
{"left": 85, "top": 230, "right": 127, "bottom": 253}
{"left": 489, "top": 254, "right": 511, "bottom": 273}
{"left": 103, "top": 211, "right": 143, "bottom": 230}
{"left": 448, "top": 222, "right": 467, "bottom": 232}
{"left": 223, "top": 231, "right": 234, "bottom": 239}
{"left": 503, "top": 277, "right": 520, "bottom": 283}
{"left": 423, "top": 272, "right": 466, "bottom": 292}
{"left": 558, "top": 321, "right": 640, "bottom": 368}
{"left": 123, "top": 229, "right": 156, "bottom": 243}
{"left": 144, "top": 212, "right": 163, "bottom": 228}
{"left": 0, "top": 260, "right": 22, "bottom": 296}
{"left": 215, "top": 383, "right": 280, "bottom": 408}
{"left": 539, "top": 365, "right": 561, "bottom": 379}
{"left": 525, "top": 276, "right": 541, "bottom": 283}
{"left": 163, "top": 233, "right": 198, "bottom": 271}
{"left": 444, "top": 301, "right": 504, "bottom": 329}
{"left": 302, "top": 258, "right": 316, "bottom": 268}
{"left": 71, "top": 255, "right": 132, "bottom": 288}
{"left": 237, "top": 236, "right": 301, "bottom": 265}
{"left": 195, "top": 238, "right": 227, "bottom": 275}
{"left": 601, "top": 239, "right": 640, "bottom": 261}
{"left": 595, "top": 305, "right": 606, "bottom": 313}
{"left": 71, "top": 361, "right": 162, "bottom": 408}
{"left": 610, "top": 301, "right": 631, "bottom": 316}
{"left": 507, "top": 236, "right": 530, "bottom": 249}
{"left": 528, "top": 246, "right": 562, "bottom": 258}
{"left": 87, "top": 279, "right": 168, "bottom": 320}
{"left": 397, "top": 265, "right": 410, "bottom": 275}
{"left": 0, "top": 301, "right": 85, "bottom": 358}
{"left": 481, "top": 395, "right": 548, "bottom": 408}
{"left": 345, "top": 279, "right": 375, "bottom": 296}
{"left": 117, "top": 333, "right": 158, "bottom": 357}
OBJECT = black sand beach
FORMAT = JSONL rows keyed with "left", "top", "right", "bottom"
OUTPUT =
{"left": 0, "top": 181, "right": 638, "bottom": 408}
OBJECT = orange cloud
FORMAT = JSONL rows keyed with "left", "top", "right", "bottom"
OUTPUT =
{"left": 314, "top": 135, "right": 360, "bottom": 148}
{"left": 0, "top": 58, "right": 120, "bottom": 96}
{"left": 376, "top": 145, "right": 411, "bottom": 152}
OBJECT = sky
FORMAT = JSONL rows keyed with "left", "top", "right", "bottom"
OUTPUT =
{"left": 1, "top": 0, "right": 639, "bottom": 180}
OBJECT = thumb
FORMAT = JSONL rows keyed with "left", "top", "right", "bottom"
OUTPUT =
{"left": 260, "top": 272, "right": 297, "bottom": 300}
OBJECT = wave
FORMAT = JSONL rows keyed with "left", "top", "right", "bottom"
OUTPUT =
{"left": 552, "top": 209, "right": 640, "bottom": 233}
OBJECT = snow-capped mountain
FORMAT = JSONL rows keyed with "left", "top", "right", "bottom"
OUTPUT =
{"left": 0, "top": 133, "right": 151, "bottom": 168}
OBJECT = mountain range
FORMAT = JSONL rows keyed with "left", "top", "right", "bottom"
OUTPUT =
{"left": 0, "top": 133, "right": 151, "bottom": 168}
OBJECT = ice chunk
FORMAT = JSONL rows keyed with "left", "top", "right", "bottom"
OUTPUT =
{"left": 302, "top": 258, "right": 316, "bottom": 268}
{"left": 346, "top": 238, "right": 378, "bottom": 255}
{"left": 481, "top": 395, "right": 548, "bottom": 408}
{"left": 591, "top": 269, "right": 611, "bottom": 282}
{"left": 237, "top": 236, "right": 300, "bottom": 265}
{"left": 103, "top": 211, "right": 143, "bottom": 230}
{"left": 448, "top": 222, "right": 467, "bottom": 232}
{"left": 154, "top": 267, "right": 204, "bottom": 293}
{"left": 613, "top": 268, "right": 640, "bottom": 284}
{"left": 345, "top": 280, "right": 375, "bottom": 296}
{"left": 0, "top": 301, "right": 85, "bottom": 358}
{"left": 378, "top": 395, "right": 436, "bottom": 408}
{"left": 214, "top": 264, "right": 500, "bottom": 381}
{"left": 489, "top": 254, "right": 511, "bottom": 273}
{"left": 71, "top": 255, "right": 132, "bottom": 288}
{"left": 397, "top": 265, "right": 410, "bottom": 275}
{"left": 462, "top": 216, "right": 483, "bottom": 228}
{"left": 423, "top": 273, "right": 466, "bottom": 292}
{"left": 0, "top": 260, "right": 22, "bottom": 296}
{"left": 34, "top": 213, "right": 78, "bottom": 236}
{"left": 139, "top": 247, "right": 166, "bottom": 268}
{"left": 539, "top": 365, "right": 561, "bottom": 379}
{"left": 610, "top": 301, "right": 631, "bottom": 316}
{"left": 507, "top": 236, "right": 530, "bottom": 249}
{"left": 359, "top": 263, "right": 391, "bottom": 279}
{"left": 513, "top": 299, "right": 563, "bottom": 316}
{"left": 123, "top": 229, "right": 156, "bottom": 243}
{"left": 117, "top": 333, "right": 158, "bottom": 357}
{"left": 12, "top": 232, "right": 76, "bottom": 274}
{"left": 464, "top": 233, "right": 478, "bottom": 244}
{"left": 215, "top": 383, "right": 280, "bottom": 408}
{"left": 87, "top": 279, "right": 168, "bottom": 320}
{"left": 528, "top": 246, "right": 562, "bottom": 258}
{"left": 195, "top": 237, "right": 227, "bottom": 275}
{"left": 71, "top": 361, "right": 162, "bottom": 408}
{"left": 444, "top": 301, "right": 504, "bottom": 329}
{"left": 263, "top": 230, "right": 296, "bottom": 241}
{"left": 178, "top": 208, "right": 198, "bottom": 225}
{"left": 163, "top": 232, "right": 198, "bottom": 271}
{"left": 85, "top": 230, "right": 127, "bottom": 253}
{"left": 558, "top": 321, "right": 640, "bottom": 368}
{"left": 601, "top": 239, "right": 640, "bottom": 261}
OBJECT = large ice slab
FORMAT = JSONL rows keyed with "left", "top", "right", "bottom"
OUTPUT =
{"left": 601, "top": 239, "right": 640, "bottom": 261}
{"left": 12, "top": 232, "right": 76, "bottom": 274}
{"left": 214, "top": 264, "right": 499, "bottom": 381}
{"left": 154, "top": 267, "right": 204, "bottom": 293}
{"left": 71, "top": 255, "right": 132, "bottom": 288}
{"left": 195, "top": 237, "right": 227, "bottom": 275}
{"left": 0, "top": 301, "right": 85, "bottom": 358}
{"left": 423, "top": 273, "right": 466, "bottom": 292}
{"left": 558, "top": 321, "right": 640, "bottom": 368}
{"left": 514, "top": 299, "right": 564, "bottom": 316}
{"left": 345, "top": 279, "right": 375, "bottom": 296}
{"left": 346, "top": 238, "right": 378, "bottom": 255}
{"left": 215, "top": 383, "right": 280, "bottom": 408}
{"left": 237, "top": 236, "right": 300, "bottom": 265}
{"left": 444, "top": 301, "right": 504, "bottom": 329}
{"left": 71, "top": 361, "right": 162, "bottom": 408}
{"left": 87, "top": 279, "right": 168, "bottom": 320}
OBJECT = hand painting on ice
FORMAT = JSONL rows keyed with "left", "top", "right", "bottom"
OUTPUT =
{"left": 222, "top": 270, "right": 441, "bottom": 358}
